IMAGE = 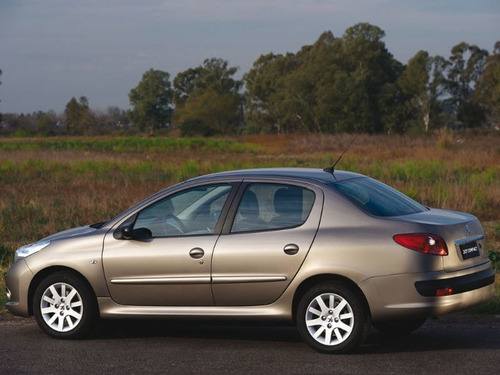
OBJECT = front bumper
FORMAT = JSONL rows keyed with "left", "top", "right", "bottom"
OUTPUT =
{"left": 360, "top": 262, "right": 495, "bottom": 321}
{"left": 5, "top": 259, "right": 34, "bottom": 318}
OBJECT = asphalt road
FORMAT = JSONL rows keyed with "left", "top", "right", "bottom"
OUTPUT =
{"left": 1, "top": 314, "right": 499, "bottom": 375}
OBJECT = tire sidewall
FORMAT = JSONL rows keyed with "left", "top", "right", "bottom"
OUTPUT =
{"left": 33, "top": 271, "right": 96, "bottom": 339}
{"left": 297, "top": 281, "right": 370, "bottom": 354}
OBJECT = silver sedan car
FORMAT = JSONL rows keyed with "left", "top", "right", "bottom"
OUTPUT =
{"left": 6, "top": 168, "right": 495, "bottom": 353}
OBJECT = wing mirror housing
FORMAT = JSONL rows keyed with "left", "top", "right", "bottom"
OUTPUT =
{"left": 114, "top": 224, "right": 152, "bottom": 240}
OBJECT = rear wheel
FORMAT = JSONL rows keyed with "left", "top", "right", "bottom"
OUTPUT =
{"left": 373, "top": 317, "right": 426, "bottom": 335}
{"left": 297, "top": 281, "right": 370, "bottom": 354}
{"left": 33, "top": 271, "right": 97, "bottom": 339}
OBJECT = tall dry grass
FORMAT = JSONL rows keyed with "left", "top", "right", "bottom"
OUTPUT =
{"left": 1, "top": 132, "right": 499, "bottom": 313}
{"left": 0, "top": 132, "right": 499, "bottom": 257}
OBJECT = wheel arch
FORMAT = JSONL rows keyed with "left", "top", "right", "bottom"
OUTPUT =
{"left": 291, "top": 274, "right": 371, "bottom": 322}
{"left": 28, "top": 266, "right": 98, "bottom": 316}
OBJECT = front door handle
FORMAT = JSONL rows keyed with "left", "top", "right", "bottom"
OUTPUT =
{"left": 189, "top": 247, "right": 205, "bottom": 259}
{"left": 284, "top": 243, "right": 299, "bottom": 255}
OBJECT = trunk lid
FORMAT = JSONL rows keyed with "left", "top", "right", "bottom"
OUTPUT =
{"left": 393, "top": 208, "right": 488, "bottom": 272}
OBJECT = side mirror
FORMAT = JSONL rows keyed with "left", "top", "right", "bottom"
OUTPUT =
{"left": 114, "top": 224, "right": 134, "bottom": 240}
{"left": 131, "top": 227, "right": 153, "bottom": 240}
{"left": 121, "top": 224, "right": 134, "bottom": 240}
{"left": 114, "top": 223, "right": 152, "bottom": 241}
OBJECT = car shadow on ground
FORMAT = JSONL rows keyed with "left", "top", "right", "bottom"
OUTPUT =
{"left": 90, "top": 316, "right": 500, "bottom": 354}
{"left": 93, "top": 318, "right": 302, "bottom": 343}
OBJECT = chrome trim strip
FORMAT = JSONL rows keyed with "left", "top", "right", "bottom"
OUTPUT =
{"left": 454, "top": 235, "right": 484, "bottom": 246}
{"left": 212, "top": 275, "right": 287, "bottom": 284}
{"left": 110, "top": 277, "right": 211, "bottom": 285}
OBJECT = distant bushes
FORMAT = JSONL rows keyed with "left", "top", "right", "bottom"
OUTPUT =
{"left": 0, "top": 137, "right": 259, "bottom": 154}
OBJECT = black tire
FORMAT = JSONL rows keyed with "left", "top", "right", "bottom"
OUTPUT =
{"left": 296, "top": 281, "right": 371, "bottom": 354}
{"left": 372, "top": 317, "right": 426, "bottom": 335}
{"left": 33, "top": 271, "right": 97, "bottom": 339}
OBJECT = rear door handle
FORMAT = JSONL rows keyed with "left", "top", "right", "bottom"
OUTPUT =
{"left": 189, "top": 247, "right": 205, "bottom": 259}
{"left": 283, "top": 243, "right": 299, "bottom": 255}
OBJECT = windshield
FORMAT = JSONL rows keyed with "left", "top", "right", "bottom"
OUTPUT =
{"left": 330, "top": 177, "right": 428, "bottom": 217}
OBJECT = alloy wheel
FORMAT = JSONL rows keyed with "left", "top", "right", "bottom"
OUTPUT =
{"left": 304, "top": 292, "right": 354, "bottom": 346}
{"left": 40, "top": 282, "right": 84, "bottom": 332}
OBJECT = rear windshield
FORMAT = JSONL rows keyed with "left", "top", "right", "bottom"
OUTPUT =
{"left": 329, "top": 177, "right": 428, "bottom": 217}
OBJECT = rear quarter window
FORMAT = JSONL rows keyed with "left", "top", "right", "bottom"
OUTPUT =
{"left": 329, "top": 177, "right": 428, "bottom": 217}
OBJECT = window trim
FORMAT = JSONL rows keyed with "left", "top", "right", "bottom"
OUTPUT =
{"left": 224, "top": 182, "right": 317, "bottom": 235}
{"left": 123, "top": 182, "right": 241, "bottom": 239}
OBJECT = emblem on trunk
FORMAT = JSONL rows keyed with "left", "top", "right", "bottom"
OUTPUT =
{"left": 465, "top": 224, "right": 472, "bottom": 235}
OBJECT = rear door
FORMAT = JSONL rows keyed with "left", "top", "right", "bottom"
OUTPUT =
{"left": 211, "top": 181, "right": 323, "bottom": 306}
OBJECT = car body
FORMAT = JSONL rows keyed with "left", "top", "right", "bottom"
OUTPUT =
{"left": 5, "top": 168, "right": 495, "bottom": 353}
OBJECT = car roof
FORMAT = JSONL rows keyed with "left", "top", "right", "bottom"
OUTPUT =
{"left": 186, "top": 168, "right": 365, "bottom": 185}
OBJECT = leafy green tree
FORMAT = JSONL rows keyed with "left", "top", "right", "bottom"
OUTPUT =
{"left": 180, "top": 118, "right": 215, "bottom": 137}
{"left": 103, "top": 106, "right": 128, "bottom": 130}
{"left": 36, "top": 110, "right": 58, "bottom": 136}
{"left": 244, "top": 52, "right": 300, "bottom": 133}
{"left": 444, "top": 42, "right": 489, "bottom": 127}
{"left": 128, "top": 69, "right": 173, "bottom": 135}
{"left": 65, "top": 96, "right": 95, "bottom": 135}
{"left": 244, "top": 23, "right": 402, "bottom": 134}
{"left": 476, "top": 41, "right": 500, "bottom": 124}
{"left": 340, "top": 23, "right": 403, "bottom": 133}
{"left": 427, "top": 56, "right": 449, "bottom": 128}
{"left": 396, "top": 51, "right": 447, "bottom": 132}
{"left": 397, "top": 51, "right": 432, "bottom": 131}
{"left": 174, "top": 58, "right": 243, "bottom": 135}
{"left": 0, "top": 69, "right": 3, "bottom": 122}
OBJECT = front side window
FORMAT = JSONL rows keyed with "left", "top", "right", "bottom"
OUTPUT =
{"left": 231, "top": 183, "right": 315, "bottom": 233}
{"left": 134, "top": 184, "right": 232, "bottom": 237}
{"left": 330, "top": 177, "right": 428, "bottom": 217}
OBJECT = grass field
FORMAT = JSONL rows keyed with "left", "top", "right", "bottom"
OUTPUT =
{"left": 1, "top": 132, "right": 499, "bottom": 314}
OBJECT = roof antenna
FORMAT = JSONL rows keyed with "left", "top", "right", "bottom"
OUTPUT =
{"left": 323, "top": 134, "right": 358, "bottom": 175}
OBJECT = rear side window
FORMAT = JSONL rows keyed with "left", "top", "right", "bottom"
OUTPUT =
{"left": 330, "top": 177, "right": 427, "bottom": 217}
{"left": 231, "top": 183, "right": 315, "bottom": 233}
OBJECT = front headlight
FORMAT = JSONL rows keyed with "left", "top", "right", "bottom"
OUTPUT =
{"left": 14, "top": 240, "right": 50, "bottom": 262}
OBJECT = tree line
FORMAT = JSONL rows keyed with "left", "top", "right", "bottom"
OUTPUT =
{"left": 1, "top": 23, "right": 499, "bottom": 137}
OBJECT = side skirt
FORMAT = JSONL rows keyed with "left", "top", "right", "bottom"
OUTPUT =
{"left": 97, "top": 297, "right": 293, "bottom": 321}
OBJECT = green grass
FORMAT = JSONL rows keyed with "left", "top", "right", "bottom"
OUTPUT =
{"left": 467, "top": 253, "right": 500, "bottom": 315}
{"left": 0, "top": 293, "right": 7, "bottom": 315}
{"left": 0, "top": 245, "right": 11, "bottom": 314}
{"left": 466, "top": 274, "right": 500, "bottom": 315}
{"left": 0, "top": 137, "right": 261, "bottom": 154}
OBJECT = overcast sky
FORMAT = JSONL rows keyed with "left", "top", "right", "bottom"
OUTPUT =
{"left": 1, "top": 0, "right": 499, "bottom": 114}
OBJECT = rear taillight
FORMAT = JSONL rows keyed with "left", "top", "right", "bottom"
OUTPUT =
{"left": 393, "top": 233, "right": 448, "bottom": 256}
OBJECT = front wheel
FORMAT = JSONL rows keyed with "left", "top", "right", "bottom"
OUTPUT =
{"left": 296, "top": 282, "right": 371, "bottom": 354}
{"left": 33, "top": 271, "right": 97, "bottom": 339}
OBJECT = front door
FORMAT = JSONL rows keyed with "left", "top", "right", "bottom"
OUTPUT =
{"left": 103, "top": 183, "right": 233, "bottom": 306}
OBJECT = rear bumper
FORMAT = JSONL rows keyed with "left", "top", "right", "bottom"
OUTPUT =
{"left": 360, "top": 262, "right": 495, "bottom": 321}
{"left": 415, "top": 268, "right": 495, "bottom": 297}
